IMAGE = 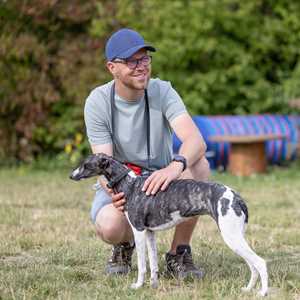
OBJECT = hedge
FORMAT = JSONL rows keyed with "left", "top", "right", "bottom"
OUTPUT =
{"left": 1, "top": 0, "right": 300, "bottom": 163}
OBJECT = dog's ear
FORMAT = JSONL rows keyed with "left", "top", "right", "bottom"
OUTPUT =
{"left": 99, "top": 157, "right": 110, "bottom": 169}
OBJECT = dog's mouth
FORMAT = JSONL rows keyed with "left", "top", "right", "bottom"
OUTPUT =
{"left": 69, "top": 167, "right": 84, "bottom": 181}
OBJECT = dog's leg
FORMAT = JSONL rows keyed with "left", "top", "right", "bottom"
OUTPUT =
{"left": 145, "top": 230, "right": 159, "bottom": 288}
{"left": 218, "top": 212, "right": 268, "bottom": 296}
{"left": 236, "top": 218, "right": 259, "bottom": 290}
{"left": 124, "top": 213, "right": 147, "bottom": 289}
{"left": 231, "top": 237, "right": 267, "bottom": 297}
{"left": 130, "top": 228, "right": 147, "bottom": 289}
{"left": 241, "top": 258, "right": 259, "bottom": 292}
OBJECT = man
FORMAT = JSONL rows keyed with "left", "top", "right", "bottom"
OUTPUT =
{"left": 84, "top": 28, "right": 210, "bottom": 278}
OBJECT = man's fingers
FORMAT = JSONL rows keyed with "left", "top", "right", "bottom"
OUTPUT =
{"left": 145, "top": 176, "right": 161, "bottom": 195}
{"left": 153, "top": 177, "right": 169, "bottom": 194}
{"left": 142, "top": 168, "right": 177, "bottom": 195}
{"left": 111, "top": 192, "right": 124, "bottom": 202}
{"left": 148, "top": 176, "right": 168, "bottom": 195}
{"left": 160, "top": 179, "right": 170, "bottom": 191}
{"left": 112, "top": 198, "right": 125, "bottom": 210}
{"left": 116, "top": 200, "right": 126, "bottom": 208}
{"left": 114, "top": 199, "right": 126, "bottom": 206}
{"left": 111, "top": 192, "right": 125, "bottom": 210}
{"left": 142, "top": 173, "right": 155, "bottom": 191}
{"left": 112, "top": 198, "right": 125, "bottom": 211}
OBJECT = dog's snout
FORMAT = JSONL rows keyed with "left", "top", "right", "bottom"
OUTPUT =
{"left": 69, "top": 167, "right": 81, "bottom": 181}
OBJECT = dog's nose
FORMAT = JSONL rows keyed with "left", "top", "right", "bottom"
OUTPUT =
{"left": 69, "top": 169, "right": 78, "bottom": 180}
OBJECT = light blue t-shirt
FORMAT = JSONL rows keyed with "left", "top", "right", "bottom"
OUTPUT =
{"left": 84, "top": 78, "right": 187, "bottom": 170}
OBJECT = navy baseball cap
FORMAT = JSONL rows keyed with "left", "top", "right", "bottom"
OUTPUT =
{"left": 105, "top": 28, "right": 156, "bottom": 61}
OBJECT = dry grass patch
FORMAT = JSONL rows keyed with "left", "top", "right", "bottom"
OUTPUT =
{"left": 0, "top": 163, "right": 300, "bottom": 299}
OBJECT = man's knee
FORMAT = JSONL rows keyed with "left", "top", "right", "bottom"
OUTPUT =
{"left": 181, "top": 156, "right": 210, "bottom": 181}
{"left": 95, "top": 204, "right": 132, "bottom": 244}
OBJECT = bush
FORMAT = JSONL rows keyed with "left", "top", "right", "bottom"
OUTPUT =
{"left": 0, "top": 1, "right": 103, "bottom": 162}
{"left": 1, "top": 0, "right": 300, "bottom": 163}
{"left": 91, "top": 0, "right": 300, "bottom": 115}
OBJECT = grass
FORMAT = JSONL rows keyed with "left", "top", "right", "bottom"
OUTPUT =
{"left": 0, "top": 162, "right": 300, "bottom": 300}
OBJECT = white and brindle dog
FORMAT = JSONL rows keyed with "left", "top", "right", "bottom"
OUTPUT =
{"left": 70, "top": 153, "right": 268, "bottom": 296}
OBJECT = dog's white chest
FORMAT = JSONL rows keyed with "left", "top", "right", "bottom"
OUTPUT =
{"left": 146, "top": 211, "right": 186, "bottom": 231}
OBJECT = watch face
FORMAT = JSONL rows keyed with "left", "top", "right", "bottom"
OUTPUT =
{"left": 174, "top": 155, "right": 184, "bottom": 161}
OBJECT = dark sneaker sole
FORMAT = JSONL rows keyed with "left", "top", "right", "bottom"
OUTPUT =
{"left": 164, "top": 268, "right": 205, "bottom": 280}
{"left": 105, "top": 265, "right": 131, "bottom": 275}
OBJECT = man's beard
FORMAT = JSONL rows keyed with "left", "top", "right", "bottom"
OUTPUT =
{"left": 122, "top": 73, "right": 150, "bottom": 90}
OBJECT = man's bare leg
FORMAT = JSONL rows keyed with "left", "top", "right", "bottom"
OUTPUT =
{"left": 95, "top": 204, "right": 133, "bottom": 244}
{"left": 95, "top": 204, "right": 135, "bottom": 275}
{"left": 169, "top": 156, "right": 210, "bottom": 253}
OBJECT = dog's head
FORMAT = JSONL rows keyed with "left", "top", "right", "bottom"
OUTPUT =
{"left": 70, "top": 153, "right": 112, "bottom": 181}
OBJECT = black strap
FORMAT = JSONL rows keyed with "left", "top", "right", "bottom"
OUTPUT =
{"left": 110, "top": 82, "right": 151, "bottom": 169}
{"left": 106, "top": 168, "right": 130, "bottom": 189}
{"left": 144, "top": 88, "right": 150, "bottom": 168}
{"left": 110, "top": 82, "right": 116, "bottom": 155}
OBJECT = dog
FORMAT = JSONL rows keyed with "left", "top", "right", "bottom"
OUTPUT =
{"left": 70, "top": 153, "right": 268, "bottom": 296}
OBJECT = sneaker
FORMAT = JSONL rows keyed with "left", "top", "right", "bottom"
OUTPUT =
{"left": 165, "top": 245, "right": 205, "bottom": 279}
{"left": 105, "top": 242, "right": 135, "bottom": 275}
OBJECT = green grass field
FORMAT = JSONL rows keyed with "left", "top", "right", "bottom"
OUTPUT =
{"left": 0, "top": 162, "right": 300, "bottom": 300}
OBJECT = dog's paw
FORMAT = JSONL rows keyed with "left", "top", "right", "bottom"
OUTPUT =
{"left": 257, "top": 289, "right": 268, "bottom": 297}
{"left": 150, "top": 279, "right": 158, "bottom": 289}
{"left": 130, "top": 282, "right": 143, "bottom": 289}
{"left": 241, "top": 286, "right": 251, "bottom": 293}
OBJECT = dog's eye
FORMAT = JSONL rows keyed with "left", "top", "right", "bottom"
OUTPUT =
{"left": 84, "top": 163, "right": 93, "bottom": 170}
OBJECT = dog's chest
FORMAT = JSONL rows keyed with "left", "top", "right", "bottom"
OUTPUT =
{"left": 146, "top": 210, "right": 189, "bottom": 231}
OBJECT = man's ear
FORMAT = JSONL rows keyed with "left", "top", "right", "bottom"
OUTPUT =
{"left": 106, "top": 61, "right": 117, "bottom": 76}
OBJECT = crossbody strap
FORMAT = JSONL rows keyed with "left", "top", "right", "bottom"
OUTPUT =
{"left": 144, "top": 88, "right": 150, "bottom": 168}
{"left": 110, "top": 82, "right": 151, "bottom": 169}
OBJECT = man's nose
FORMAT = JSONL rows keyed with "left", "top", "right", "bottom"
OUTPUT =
{"left": 135, "top": 59, "right": 147, "bottom": 70}
{"left": 136, "top": 63, "right": 147, "bottom": 71}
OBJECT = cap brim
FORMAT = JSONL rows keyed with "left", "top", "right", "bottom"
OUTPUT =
{"left": 116, "top": 44, "right": 156, "bottom": 60}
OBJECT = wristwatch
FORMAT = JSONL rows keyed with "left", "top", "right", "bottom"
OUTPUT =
{"left": 172, "top": 154, "right": 187, "bottom": 171}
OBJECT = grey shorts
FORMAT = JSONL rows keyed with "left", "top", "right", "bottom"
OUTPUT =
{"left": 90, "top": 182, "right": 112, "bottom": 223}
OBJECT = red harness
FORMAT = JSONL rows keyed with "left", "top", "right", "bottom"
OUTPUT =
{"left": 125, "top": 163, "right": 143, "bottom": 176}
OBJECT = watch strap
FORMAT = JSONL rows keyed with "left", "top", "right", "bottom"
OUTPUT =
{"left": 172, "top": 154, "right": 187, "bottom": 171}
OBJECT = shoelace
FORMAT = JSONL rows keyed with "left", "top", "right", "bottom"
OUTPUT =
{"left": 109, "top": 244, "right": 132, "bottom": 264}
{"left": 169, "top": 249, "right": 195, "bottom": 272}
{"left": 168, "top": 253, "right": 184, "bottom": 272}
{"left": 182, "top": 250, "right": 196, "bottom": 270}
{"left": 109, "top": 245, "right": 124, "bottom": 264}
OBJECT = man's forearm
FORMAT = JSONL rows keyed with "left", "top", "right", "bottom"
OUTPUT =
{"left": 178, "top": 135, "right": 207, "bottom": 168}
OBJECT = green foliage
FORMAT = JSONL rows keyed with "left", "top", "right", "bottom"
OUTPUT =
{"left": 0, "top": 1, "right": 103, "bottom": 162}
{"left": 92, "top": 0, "right": 300, "bottom": 115}
{"left": 1, "top": 0, "right": 300, "bottom": 162}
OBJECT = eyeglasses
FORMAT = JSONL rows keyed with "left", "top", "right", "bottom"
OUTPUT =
{"left": 113, "top": 55, "right": 152, "bottom": 70}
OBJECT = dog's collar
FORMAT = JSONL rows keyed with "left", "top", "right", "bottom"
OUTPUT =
{"left": 106, "top": 169, "right": 131, "bottom": 189}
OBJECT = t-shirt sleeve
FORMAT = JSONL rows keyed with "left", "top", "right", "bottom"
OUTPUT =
{"left": 161, "top": 82, "right": 187, "bottom": 122}
{"left": 84, "top": 90, "right": 112, "bottom": 145}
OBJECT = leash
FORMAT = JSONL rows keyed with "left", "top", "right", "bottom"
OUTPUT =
{"left": 110, "top": 82, "right": 151, "bottom": 170}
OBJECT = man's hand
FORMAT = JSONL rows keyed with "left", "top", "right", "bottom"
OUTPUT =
{"left": 142, "top": 162, "right": 184, "bottom": 196}
{"left": 109, "top": 190, "right": 126, "bottom": 212}
{"left": 98, "top": 175, "right": 126, "bottom": 212}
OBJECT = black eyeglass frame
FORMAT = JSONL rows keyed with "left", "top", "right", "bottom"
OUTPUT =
{"left": 113, "top": 55, "right": 152, "bottom": 70}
